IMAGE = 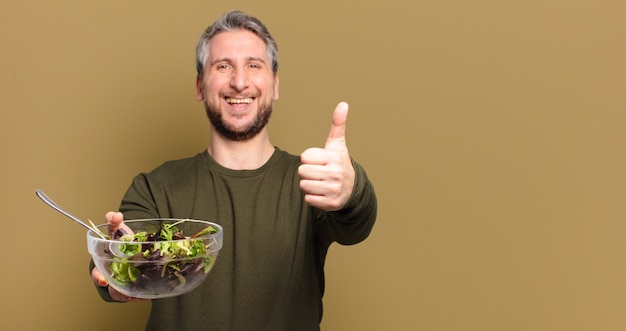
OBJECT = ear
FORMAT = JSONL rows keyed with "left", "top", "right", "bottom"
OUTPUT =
{"left": 196, "top": 76, "right": 204, "bottom": 101}
{"left": 273, "top": 74, "right": 280, "bottom": 101}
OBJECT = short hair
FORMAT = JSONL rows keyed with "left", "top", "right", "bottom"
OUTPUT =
{"left": 195, "top": 10, "right": 279, "bottom": 78}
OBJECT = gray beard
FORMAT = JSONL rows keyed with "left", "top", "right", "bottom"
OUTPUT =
{"left": 204, "top": 102, "right": 273, "bottom": 141}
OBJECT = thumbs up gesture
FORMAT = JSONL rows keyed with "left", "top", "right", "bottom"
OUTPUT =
{"left": 299, "top": 102, "right": 356, "bottom": 211}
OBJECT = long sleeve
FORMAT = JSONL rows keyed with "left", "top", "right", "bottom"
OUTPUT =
{"left": 313, "top": 159, "right": 377, "bottom": 245}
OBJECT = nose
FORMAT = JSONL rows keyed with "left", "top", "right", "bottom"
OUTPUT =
{"left": 230, "top": 69, "right": 249, "bottom": 91}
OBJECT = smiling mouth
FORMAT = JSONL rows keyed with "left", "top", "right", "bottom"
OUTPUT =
{"left": 225, "top": 97, "right": 254, "bottom": 104}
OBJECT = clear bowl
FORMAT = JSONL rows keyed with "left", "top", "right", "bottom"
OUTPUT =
{"left": 87, "top": 218, "right": 223, "bottom": 299}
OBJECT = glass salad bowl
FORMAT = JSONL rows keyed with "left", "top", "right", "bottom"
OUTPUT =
{"left": 88, "top": 218, "right": 223, "bottom": 299}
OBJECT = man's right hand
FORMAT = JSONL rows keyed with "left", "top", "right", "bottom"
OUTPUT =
{"left": 91, "top": 211, "right": 149, "bottom": 302}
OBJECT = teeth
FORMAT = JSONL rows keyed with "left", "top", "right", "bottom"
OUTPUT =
{"left": 226, "top": 98, "right": 253, "bottom": 104}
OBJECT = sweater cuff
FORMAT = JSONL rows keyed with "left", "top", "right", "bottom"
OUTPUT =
{"left": 340, "top": 159, "right": 367, "bottom": 213}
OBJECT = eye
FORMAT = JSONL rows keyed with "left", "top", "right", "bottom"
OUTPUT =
{"left": 216, "top": 64, "right": 231, "bottom": 71}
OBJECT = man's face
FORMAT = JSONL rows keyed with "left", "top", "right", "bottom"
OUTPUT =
{"left": 196, "top": 30, "right": 279, "bottom": 141}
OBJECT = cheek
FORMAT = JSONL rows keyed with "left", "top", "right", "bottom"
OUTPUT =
{"left": 259, "top": 77, "right": 279, "bottom": 100}
{"left": 201, "top": 81, "right": 223, "bottom": 99}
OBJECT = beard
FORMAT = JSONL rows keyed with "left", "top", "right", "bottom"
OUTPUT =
{"left": 203, "top": 99, "right": 273, "bottom": 142}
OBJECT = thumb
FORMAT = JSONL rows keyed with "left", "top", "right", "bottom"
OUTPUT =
{"left": 325, "top": 102, "right": 349, "bottom": 148}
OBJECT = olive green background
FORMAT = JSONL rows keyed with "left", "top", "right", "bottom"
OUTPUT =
{"left": 2, "top": 0, "right": 626, "bottom": 330}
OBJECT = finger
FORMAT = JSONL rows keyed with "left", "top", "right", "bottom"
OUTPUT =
{"left": 302, "top": 193, "right": 326, "bottom": 208}
{"left": 108, "top": 286, "right": 150, "bottom": 302}
{"left": 302, "top": 192, "right": 343, "bottom": 212}
{"left": 325, "top": 102, "right": 349, "bottom": 148}
{"left": 300, "top": 147, "right": 330, "bottom": 165}
{"left": 298, "top": 164, "right": 329, "bottom": 181}
{"left": 105, "top": 211, "right": 123, "bottom": 226}
{"left": 107, "top": 286, "right": 131, "bottom": 302}
{"left": 105, "top": 211, "right": 133, "bottom": 239}
{"left": 299, "top": 179, "right": 333, "bottom": 196}
{"left": 91, "top": 267, "right": 108, "bottom": 287}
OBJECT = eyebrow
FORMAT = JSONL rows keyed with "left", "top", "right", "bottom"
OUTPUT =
{"left": 210, "top": 56, "right": 267, "bottom": 66}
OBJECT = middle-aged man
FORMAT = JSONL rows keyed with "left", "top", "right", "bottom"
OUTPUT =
{"left": 90, "top": 9, "right": 377, "bottom": 331}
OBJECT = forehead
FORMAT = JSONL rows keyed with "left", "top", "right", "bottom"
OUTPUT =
{"left": 208, "top": 30, "right": 268, "bottom": 60}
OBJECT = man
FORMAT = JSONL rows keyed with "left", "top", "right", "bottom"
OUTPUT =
{"left": 90, "top": 10, "right": 377, "bottom": 330}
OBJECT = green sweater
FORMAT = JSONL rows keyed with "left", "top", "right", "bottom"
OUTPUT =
{"left": 94, "top": 148, "right": 377, "bottom": 330}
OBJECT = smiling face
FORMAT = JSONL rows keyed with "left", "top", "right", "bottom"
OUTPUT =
{"left": 196, "top": 29, "right": 279, "bottom": 141}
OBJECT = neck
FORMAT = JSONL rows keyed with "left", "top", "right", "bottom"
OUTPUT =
{"left": 208, "top": 129, "right": 274, "bottom": 170}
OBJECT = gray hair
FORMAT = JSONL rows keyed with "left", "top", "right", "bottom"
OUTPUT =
{"left": 195, "top": 10, "right": 279, "bottom": 78}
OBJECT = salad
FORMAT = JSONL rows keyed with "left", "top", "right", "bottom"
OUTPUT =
{"left": 102, "top": 220, "right": 218, "bottom": 292}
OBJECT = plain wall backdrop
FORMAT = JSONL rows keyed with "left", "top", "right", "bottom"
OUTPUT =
{"left": 2, "top": 0, "right": 626, "bottom": 330}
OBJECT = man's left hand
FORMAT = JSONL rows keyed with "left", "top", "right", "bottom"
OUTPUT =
{"left": 299, "top": 102, "right": 355, "bottom": 211}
